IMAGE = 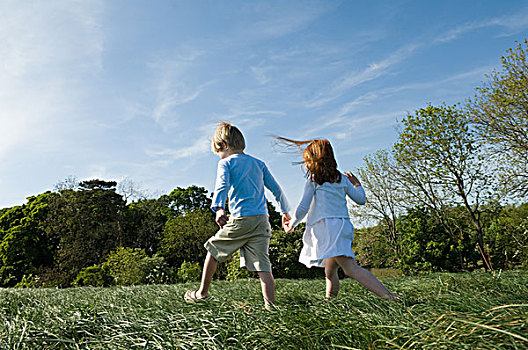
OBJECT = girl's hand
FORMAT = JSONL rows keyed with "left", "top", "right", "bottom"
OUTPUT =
{"left": 344, "top": 171, "right": 361, "bottom": 188}
{"left": 284, "top": 221, "right": 294, "bottom": 233}
{"left": 282, "top": 213, "right": 291, "bottom": 229}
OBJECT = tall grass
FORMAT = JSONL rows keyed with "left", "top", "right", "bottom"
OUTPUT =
{"left": 1, "top": 270, "right": 527, "bottom": 349}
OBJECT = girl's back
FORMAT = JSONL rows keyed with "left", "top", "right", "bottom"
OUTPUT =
{"left": 294, "top": 176, "right": 366, "bottom": 227}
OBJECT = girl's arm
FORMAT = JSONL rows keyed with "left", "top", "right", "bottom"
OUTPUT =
{"left": 290, "top": 178, "right": 316, "bottom": 227}
{"left": 344, "top": 172, "right": 366, "bottom": 205}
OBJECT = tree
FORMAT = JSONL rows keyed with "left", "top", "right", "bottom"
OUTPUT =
{"left": 0, "top": 193, "right": 57, "bottom": 286}
{"left": 54, "top": 176, "right": 79, "bottom": 192}
{"left": 117, "top": 177, "right": 149, "bottom": 203}
{"left": 159, "top": 209, "right": 217, "bottom": 268}
{"left": 266, "top": 200, "right": 282, "bottom": 230}
{"left": 125, "top": 198, "right": 167, "bottom": 254}
{"left": 78, "top": 179, "right": 117, "bottom": 191}
{"left": 396, "top": 207, "right": 474, "bottom": 273}
{"left": 43, "top": 180, "right": 127, "bottom": 286}
{"left": 159, "top": 185, "right": 212, "bottom": 217}
{"left": 269, "top": 224, "right": 319, "bottom": 279}
{"left": 466, "top": 39, "right": 528, "bottom": 197}
{"left": 393, "top": 104, "right": 494, "bottom": 269}
{"left": 357, "top": 149, "right": 404, "bottom": 255}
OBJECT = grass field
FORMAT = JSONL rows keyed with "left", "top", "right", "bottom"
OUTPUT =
{"left": 1, "top": 270, "right": 527, "bottom": 349}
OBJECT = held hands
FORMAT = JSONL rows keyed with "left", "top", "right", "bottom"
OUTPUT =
{"left": 282, "top": 212, "right": 294, "bottom": 233}
{"left": 215, "top": 207, "right": 228, "bottom": 228}
{"left": 344, "top": 171, "right": 361, "bottom": 188}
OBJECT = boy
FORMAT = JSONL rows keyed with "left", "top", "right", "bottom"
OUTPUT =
{"left": 184, "top": 121, "right": 291, "bottom": 308}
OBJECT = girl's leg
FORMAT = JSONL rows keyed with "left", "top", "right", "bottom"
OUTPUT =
{"left": 335, "top": 256, "right": 396, "bottom": 299}
{"left": 257, "top": 271, "right": 275, "bottom": 308}
{"left": 196, "top": 252, "right": 218, "bottom": 298}
{"left": 324, "top": 257, "right": 340, "bottom": 298}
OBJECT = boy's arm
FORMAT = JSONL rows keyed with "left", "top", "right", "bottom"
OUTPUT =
{"left": 344, "top": 171, "right": 366, "bottom": 205}
{"left": 211, "top": 160, "right": 230, "bottom": 212}
{"left": 262, "top": 165, "right": 291, "bottom": 214}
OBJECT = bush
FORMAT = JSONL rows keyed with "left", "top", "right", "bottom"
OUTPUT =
{"left": 14, "top": 274, "right": 40, "bottom": 288}
{"left": 353, "top": 226, "right": 395, "bottom": 268}
{"left": 396, "top": 207, "right": 474, "bottom": 274}
{"left": 176, "top": 261, "right": 202, "bottom": 282}
{"left": 102, "top": 247, "right": 171, "bottom": 286}
{"left": 73, "top": 265, "right": 112, "bottom": 287}
{"left": 225, "top": 251, "right": 251, "bottom": 281}
{"left": 484, "top": 203, "right": 528, "bottom": 269}
{"left": 269, "top": 225, "right": 320, "bottom": 279}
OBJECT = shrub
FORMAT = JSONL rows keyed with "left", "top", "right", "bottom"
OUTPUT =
{"left": 103, "top": 247, "right": 171, "bottom": 286}
{"left": 396, "top": 207, "right": 473, "bottom": 274}
{"left": 269, "top": 225, "right": 320, "bottom": 279}
{"left": 484, "top": 203, "right": 528, "bottom": 269}
{"left": 225, "top": 251, "right": 251, "bottom": 281}
{"left": 353, "top": 226, "right": 395, "bottom": 268}
{"left": 14, "top": 274, "right": 40, "bottom": 288}
{"left": 176, "top": 261, "right": 202, "bottom": 282}
{"left": 73, "top": 265, "right": 112, "bottom": 287}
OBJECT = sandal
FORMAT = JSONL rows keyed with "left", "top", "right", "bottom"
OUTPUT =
{"left": 184, "top": 290, "right": 210, "bottom": 303}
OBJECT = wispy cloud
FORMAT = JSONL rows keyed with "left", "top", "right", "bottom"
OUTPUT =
{"left": 306, "top": 44, "right": 419, "bottom": 108}
{"left": 303, "top": 64, "right": 492, "bottom": 139}
{"left": 243, "top": 1, "right": 335, "bottom": 39}
{"left": 147, "top": 49, "right": 214, "bottom": 128}
{"left": 434, "top": 7, "right": 528, "bottom": 43}
{"left": 250, "top": 65, "right": 273, "bottom": 85}
{"left": 374, "top": 65, "right": 492, "bottom": 98}
{"left": 152, "top": 80, "right": 214, "bottom": 123}
{"left": 145, "top": 124, "right": 212, "bottom": 162}
{"left": 303, "top": 6, "right": 528, "bottom": 111}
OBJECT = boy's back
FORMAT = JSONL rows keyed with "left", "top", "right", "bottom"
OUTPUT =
{"left": 211, "top": 153, "right": 290, "bottom": 218}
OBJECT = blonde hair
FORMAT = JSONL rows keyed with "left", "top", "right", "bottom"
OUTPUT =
{"left": 275, "top": 137, "right": 341, "bottom": 185}
{"left": 211, "top": 121, "right": 246, "bottom": 153}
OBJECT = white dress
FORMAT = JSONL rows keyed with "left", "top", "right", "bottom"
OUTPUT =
{"left": 290, "top": 176, "right": 366, "bottom": 268}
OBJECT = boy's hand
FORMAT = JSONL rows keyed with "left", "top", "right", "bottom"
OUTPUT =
{"left": 215, "top": 207, "right": 228, "bottom": 228}
{"left": 344, "top": 171, "right": 361, "bottom": 188}
{"left": 282, "top": 213, "right": 294, "bottom": 233}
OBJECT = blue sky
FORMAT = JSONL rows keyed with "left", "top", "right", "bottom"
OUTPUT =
{"left": 1, "top": 0, "right": 528, "bottom": 210}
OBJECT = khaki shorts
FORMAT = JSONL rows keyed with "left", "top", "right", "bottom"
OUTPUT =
{"left": 204, "top": 215, "right": 272, "bottom": 272}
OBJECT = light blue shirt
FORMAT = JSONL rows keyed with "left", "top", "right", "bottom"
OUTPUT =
{"left": 211, "top": 154, "right": 291, "bottom": 217}
{"left": 291, "top": 176, "right": 366, "bottom": 227}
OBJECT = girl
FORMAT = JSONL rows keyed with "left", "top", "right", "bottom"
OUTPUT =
{"left": 280, "top": 137, "right": 398, "bottom": 300}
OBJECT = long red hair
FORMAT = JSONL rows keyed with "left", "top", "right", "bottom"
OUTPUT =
{"left": 276, "top": 137, "right": 341, "bottom": 185}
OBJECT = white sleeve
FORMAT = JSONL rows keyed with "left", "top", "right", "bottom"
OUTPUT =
{"left": 291, "top": 179, "right": 316, "bottom": 227}
{"left": 344, "top": 178, "right": 366, "bottom": 205}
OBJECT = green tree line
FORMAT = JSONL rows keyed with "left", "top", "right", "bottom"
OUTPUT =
{"left": 0, "top": 179, "right": 316, "bottom": 288}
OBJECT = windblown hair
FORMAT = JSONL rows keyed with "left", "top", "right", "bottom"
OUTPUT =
{"left": 211, "top": 121, "right": 246, "bottom": 153}
{"left": 276, "top": 137, "right": 341, "bottom": 185}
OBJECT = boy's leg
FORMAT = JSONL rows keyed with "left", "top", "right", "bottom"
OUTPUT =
{"left": 335, "top": 256, "right": 396, "bottom": 299}
{"left": 257, "top": 271, "right": 275, "bottom": 307}
{"left": 324, "top": 257, "right": 340, "bottom": 298}
{"left": 196, "top": 252, "right": 218, "bottom": 298}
